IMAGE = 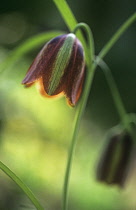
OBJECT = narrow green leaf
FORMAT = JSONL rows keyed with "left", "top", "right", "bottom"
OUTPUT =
{"left": 53, "top": 0, "right": 77, "bottom": 31}
{"left": 53, "top": 0, "right": 88, "bottom": 63}
{"left": 0, "top": 161, "right": 44, "bottom": 210}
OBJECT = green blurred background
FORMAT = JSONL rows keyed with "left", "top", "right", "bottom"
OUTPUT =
{"left": 0, "top": 0, "right": 136, "bottom": 209}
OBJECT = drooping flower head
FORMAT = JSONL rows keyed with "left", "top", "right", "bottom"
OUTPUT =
{"left": 22, "top": 33, "right": 85, "bottom": 106}
{"left": 96, "top": 129, "right": 133, "bottom": 187}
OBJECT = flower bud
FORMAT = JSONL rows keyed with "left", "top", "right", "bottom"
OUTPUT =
{"left": 96, "top": 130, "right": 133, "bottom": 186}
{"left": 22, "top": 33, "right": 85, "bottom": 106}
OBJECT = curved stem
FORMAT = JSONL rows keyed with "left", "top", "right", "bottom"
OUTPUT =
{"left": 98, "top": 12, "right": 136, "bottom": 60}
{"left": 96, "top": 58, "right": 127, "bottom": 124}
{"left": 60, "top": 8, "right": 136, "bottom": 210}
{"left": 73, "top": 23, "right": 94, "bottom": 63}
{"left": 53, "top": 0, "right": 136, "bottom": 210}
{"left": 0, "top": 161, "right": 44, "bottom": 210}
{"left": 62, "top": 23, "right": 95, "bottom": 210}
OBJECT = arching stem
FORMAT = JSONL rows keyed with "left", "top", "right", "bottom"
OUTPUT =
{"left": 62, "top": 23, "right": 95, "bottom": 210}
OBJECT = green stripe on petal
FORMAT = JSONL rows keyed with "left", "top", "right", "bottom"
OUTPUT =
{"left": 48, "top": 33, "right": 75, "bottom": 95}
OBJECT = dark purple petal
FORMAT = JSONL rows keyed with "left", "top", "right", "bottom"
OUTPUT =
{"left": 42, "top": 37, "right": 85, "bottom": 106}
{"left": 22, "top": 33, "right": 85, "bottom": 106}
{"left": 22, "top": 34, "right": 66, "bottom": 85}
{"left": 65, "top": 39, "right": 85, "bottom": 105}
{"left": 96, "top": 131, "right": 133, "bottom": 187}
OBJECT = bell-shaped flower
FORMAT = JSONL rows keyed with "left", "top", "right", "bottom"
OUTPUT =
{"left": 96, "top": 130, "right": 133, "bottom": 187}
{"left": 22, "top": 33, "right": 85, "bottom": 106}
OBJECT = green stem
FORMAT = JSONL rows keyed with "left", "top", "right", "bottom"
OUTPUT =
{"left": 73, "top": 23, "right": 94, "bottom": 63}
{"left": 0, "top": 161, "right": 44, "bottom": 210}
{"left": 60, "top": 11, "right": 136, "bottom": 210}
{"left": 53, "top": 1, "right": 136, "bottom": 210}
{"left": 62, "top": 23, "right": 95, "bottom": 210}
{"left": 98, "top": 12, "right": 136, "bottom": 59}
{"left": 96, "top": 58, "right": 127, "bottom": 125}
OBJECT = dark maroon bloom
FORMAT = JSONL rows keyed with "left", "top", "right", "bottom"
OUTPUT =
{"left": 96, "top": 130, "right": 133, "bottom": 187}
{"left": 22, "top": 33, "right": 85, "bottom": 106}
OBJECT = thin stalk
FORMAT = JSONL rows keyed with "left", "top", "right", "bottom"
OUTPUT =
{"left": 96, "top": 58, "right": 136, "bottom": 138}
{"left": 62, "top": 13, "right": 136, "bottom": 208}
{"left": 53, "top": 2, "right": 136, "bottom": 210}
{"left": 62, "top": 23, "right": 95, "bottom": 210}
{"left": 0, "top": 161, "right": 44, "bottom": 210}
{"left": 98, "top": 12, "right": 136, "bottom": 60}
{"left": 62, "top": 70, "right": 95, "bottom": 210}
{"left": 96, "top": 58, "right": 127, "bottom": 125}
{"left": 73, "top": 23, "right": 94, "bottom": 64}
